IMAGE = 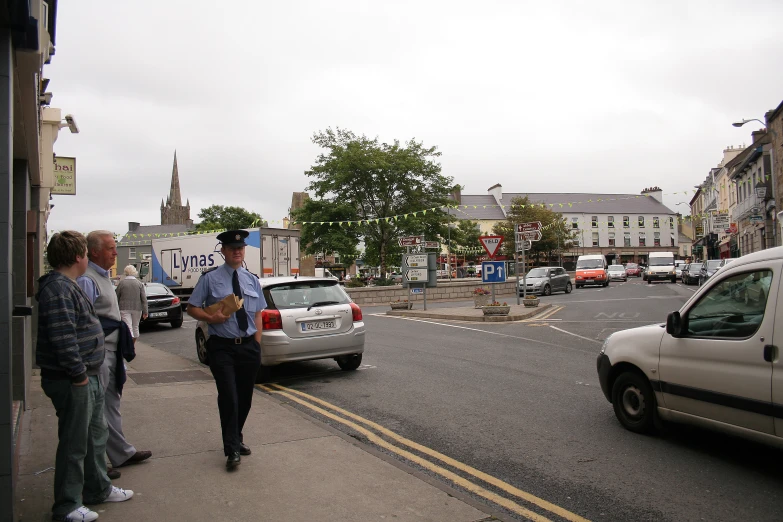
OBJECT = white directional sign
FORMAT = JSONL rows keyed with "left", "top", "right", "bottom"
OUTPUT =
{"left": 515, "top": 239, "right": 533, "bottom": 252}
{"left": 479, "top": 236, "right": 503, "bottom": 258}
{"left": 404, "top": 254, "right": 428, "bottom": 267}
{"left": 405, "top": 268, "right": 428, "bottom": 281}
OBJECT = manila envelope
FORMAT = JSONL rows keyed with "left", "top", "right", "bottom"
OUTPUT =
{"left": 204, "top": 294, "right": 243, "bottom": 315}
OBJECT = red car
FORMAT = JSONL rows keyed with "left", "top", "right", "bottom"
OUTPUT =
{"left": 625, "top": 263, "right": 642, "bottom": 277}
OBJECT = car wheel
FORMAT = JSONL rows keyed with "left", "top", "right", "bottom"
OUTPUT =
{"left": 564, "top": 282, "right": 572, "bottom": 294}
{"left": 170, "top": 317, "right": 183, "bottom": 328}
{"left": 611, "top": 371, "right": 657, "bottom": 434}
{"left": 336, "top": 353, "right": 362, "bottom": 371}
{"left": 255, "top": 364, "right": 272, "bottom": 384}
{"left": 542, "top": 284, "right": 551, "bottom": 296}
{"left": 647, "top": 279, "right": 652, "bottom": 284}
{"left": 670, "top": 277, "right": 676, "bottom": 284}
{"left": 195, "top": 329, "right": 209, "bottom": 365}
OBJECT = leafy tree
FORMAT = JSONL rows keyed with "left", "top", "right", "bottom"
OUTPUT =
{"left": 443, "top": 218, "right": 482, "bottom": 263}
{"left": 196, "top": 205, "right": 266, "bottom": 232}
{"left": 492, "top": 196, "right": 577, "bottom": 265}
{"left": 295, "top": 199, "right": 361, "bottom": 267}
{"left": 298, "top": 128, "right": 453, "bottom": 275}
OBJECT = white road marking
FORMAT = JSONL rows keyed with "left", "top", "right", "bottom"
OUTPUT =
{"left": 549, "top": 325, "right": 602, "bottom": 344}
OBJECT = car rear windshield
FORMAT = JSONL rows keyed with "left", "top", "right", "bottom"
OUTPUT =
{"left": 626, "top": 263, "right": 638, "bottom": 268}
{"left": 265, "top": 282, "right": 350, "bottom": 310}
{"left": 608, "top": 266, "right": 625, "bottom": 271}
{"left": 527, "top": 268, "right": 548, "bottom": 277}
{"left": 576, "top": 259, "right": 604, "bottom": 269}
{"left": 144, "top": 284, "right": 170, "bottom": 296}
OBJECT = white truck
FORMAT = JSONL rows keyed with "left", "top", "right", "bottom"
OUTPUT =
{"left": 146, "top": 227, "right": 300, "bottom": 303}
{"left": 645, "top": 251, "right": 676, "bottom": 284}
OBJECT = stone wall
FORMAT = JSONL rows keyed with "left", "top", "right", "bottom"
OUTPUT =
{"left": 345, "top": 279, "right": 520, "bottom": 305}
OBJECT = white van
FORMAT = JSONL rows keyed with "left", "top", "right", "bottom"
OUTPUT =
{"left": 575, "top": 254, "right": 608, "bottom": 288}
{"left": 597, "top": 246, "right": 783, "bottom": 447}
{"left": 645, "top": 252, "right": 676, "bottom": 284}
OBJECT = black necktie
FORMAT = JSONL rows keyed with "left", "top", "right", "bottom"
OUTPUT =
{"left": 232, "top": 270, "right": 248, "bottom": 334}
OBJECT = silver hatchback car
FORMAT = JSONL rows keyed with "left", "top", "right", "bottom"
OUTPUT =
{"left": 195, "top": 276, "right": 366, "bottom": 383}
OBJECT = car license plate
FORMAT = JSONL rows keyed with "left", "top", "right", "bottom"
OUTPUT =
{"left": 149, "top": 312, "right": 167, "bottom": 318}
{"left": 301, "top": 320, "right": 336, "bottom": 331}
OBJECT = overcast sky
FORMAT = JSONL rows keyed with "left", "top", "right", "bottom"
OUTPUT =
{"left": 46, "top": 0, "right": 783, "bottom": 235}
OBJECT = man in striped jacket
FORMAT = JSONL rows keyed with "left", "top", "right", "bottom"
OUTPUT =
{"left": 36, "top": 231, "right": 134, "bottom": 522}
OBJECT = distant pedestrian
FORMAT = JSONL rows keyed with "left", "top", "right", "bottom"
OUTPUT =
{"left": 186, "top": 230, "right": 265, "bottom": 470}
{"left": 36, "top": 231, "right": 134, "bottom": 522}
{"left": 115, "top": 265, "right": 148, "bottom": 344}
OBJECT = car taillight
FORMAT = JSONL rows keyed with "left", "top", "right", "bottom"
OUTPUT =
{"left": 171, "top": 296, "right": 180, "bottom": 305}
{"left": 350, "top": 302, "right": 363, "bottom": 322}
{"left": 261, "top": 309, "right": 282, "bottom": 330}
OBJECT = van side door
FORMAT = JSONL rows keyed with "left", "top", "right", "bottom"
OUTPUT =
{"left": 658, "top": 262, "right": 777, "bottom": 434}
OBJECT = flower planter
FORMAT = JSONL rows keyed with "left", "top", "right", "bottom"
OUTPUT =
{"left": 473, "top": 294, "right": 490, "bottom": 309}
{"left": 390, "top": 302, "right": 412, "bottom": 310}
{"left": 482, "top": 305, "right": 511, "bottom": 316}
{"left": 522, "top": 298, "right": 540, "bottom": 308}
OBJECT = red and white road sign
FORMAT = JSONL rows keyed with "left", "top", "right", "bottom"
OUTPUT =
{"left": 516, "top": 222, "right": 542, "bottom": 233}
{"left": 398, "top": 236, "right": 423, "bottom": 247}
{"left": 479, "top": 236, "right": 503, "bottom": 258}
{"left": 517, "top": 230, "right": 542, "bottom": 241}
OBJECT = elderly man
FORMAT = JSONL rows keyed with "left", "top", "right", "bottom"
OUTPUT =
{"left": 77, "top": 230, "right": 152, "bottom": 473}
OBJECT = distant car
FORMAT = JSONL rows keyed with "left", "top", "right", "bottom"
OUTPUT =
{"left": 607, "top": 265, "right": 628, "bottom": 281}
{"left": 681, "top": 263, "right": 703, "bottom": 285}
{"left": 141, "top": 283, "right": 183, "bottom": 328}
{"left": 390, "top": 272, "right": 403, "bottom": 284}
{"left": 195, "top": 276, "right": 365, "bottom": 383}
{"left": 699, "top": 259, "right": 726, "bottom": 285}
{"left": 519, "top": 266, "right": 572, "bottom": 296}
{"left": 625, "top": 263, "right": 641, "bottom": 277}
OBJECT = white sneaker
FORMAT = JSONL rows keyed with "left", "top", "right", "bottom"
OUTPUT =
{"left": 52, "top": 506, "right": 99, "bottom": 521}
{"left": 104, "top": 486, "right": 134, "bottom": 502}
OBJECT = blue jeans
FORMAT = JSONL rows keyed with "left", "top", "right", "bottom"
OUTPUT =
{"left": 42, "top": 375, "right": 112, "bottom": 515}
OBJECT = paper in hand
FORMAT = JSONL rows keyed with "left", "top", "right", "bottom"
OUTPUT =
{"left": 204, "top": 294, "right": 244, "bottom": 315}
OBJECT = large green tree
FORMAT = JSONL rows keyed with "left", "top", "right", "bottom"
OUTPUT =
{"left": 296, "top": 198, "right": 361, "bottom": 267}
{"left": 296, "top": 128, "right": 453, "bottom": 275}
{"left": 196, "top": 205, "right": 266, "bottom": 232}
{"left": 443, "top": 218, "right": 482, "bottom": 263}
{"left": 492, "top": 196, "right": 577, "bottom": 265}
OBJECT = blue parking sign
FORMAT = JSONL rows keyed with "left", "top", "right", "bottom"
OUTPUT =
{"left": 481, "top": 261, "right": 506, "bottom": 283}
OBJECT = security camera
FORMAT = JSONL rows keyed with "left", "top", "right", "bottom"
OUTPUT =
{"left": 64, "top": 114, "right": 79, "bottom": 134}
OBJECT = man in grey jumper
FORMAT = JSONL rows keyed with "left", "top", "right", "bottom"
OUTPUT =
{"left": 77, "top": 231, "right": 152, "bottom": 470}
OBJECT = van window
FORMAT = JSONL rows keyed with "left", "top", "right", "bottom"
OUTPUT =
{"left": 576, "top": 258, "right": 604, "bottom": 269}
{"left": 685, "top": 270, "right": 772, "bottom": 339}
{"left": 648, "top": 255, "right": 673, "bottom": 267}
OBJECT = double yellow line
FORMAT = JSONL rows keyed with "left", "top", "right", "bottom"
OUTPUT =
{"left": 259, "top": 383, "right": 589, "bottom": 522}
{"left": 524, "top": 305, "right": 564, "bottom": 322}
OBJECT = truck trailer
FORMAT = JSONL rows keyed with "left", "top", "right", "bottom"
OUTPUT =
{"left": 145, "top": 227, "right": 300, "bottom": 304}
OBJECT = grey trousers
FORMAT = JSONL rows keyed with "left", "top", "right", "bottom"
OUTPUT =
{"left": 99, "top": 349, "right": 136, "bottom": 467}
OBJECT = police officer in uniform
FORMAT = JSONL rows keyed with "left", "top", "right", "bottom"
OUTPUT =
{"left": 187, "top": 230, "right": 265, "bottom": 469}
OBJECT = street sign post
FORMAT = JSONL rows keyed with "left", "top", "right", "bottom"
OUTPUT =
{"left": 404, "top": 254, "right": 428, "bottom": 267}
{"left": 481, "top": 261, "right": 506, "bottom": 283}
{"left": 515, "top": 222, "right": 543, "bottom": 304}
{"left": 479, "top": 236, "right": 503, "bottom": 258}
{"left": 405, "top": 268, "right": 428, "bottom": 282}
{"left": 517, "top": 222, "right": 542, "bottom": 233}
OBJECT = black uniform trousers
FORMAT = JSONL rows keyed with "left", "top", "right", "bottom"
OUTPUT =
{"left": 206, "top": 336, "right": 262, "bottom": 455}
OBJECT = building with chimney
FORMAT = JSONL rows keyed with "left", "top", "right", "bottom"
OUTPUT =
{"left": 116, "top": 152, "right": 195, "bottom": 275}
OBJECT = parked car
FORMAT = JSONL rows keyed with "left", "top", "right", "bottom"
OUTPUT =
{"left": 681, "top": 263, "right": 703, "bottom": 285}
{"left": 141, "top": 283, "right": 183, "bottom": 328}
{"left": 607, "top": 265, "right": 628, "bottom": 282}
{"left": 699, "top": 259, "right": 725, "bottom": 285}
{"left": 195, "top": 276, "right": 365, "bottom": 383}
{"left": 625, "top": 263, "right": 642, "bottom": 277}
{"left": 519, "top": 266, "right": 572, "bottom": 296}
{"left": 596, "top": 246, "right": 782, "bottom": 448}
{"left": 389, "top": 272, "right": 403, "bottom": 284}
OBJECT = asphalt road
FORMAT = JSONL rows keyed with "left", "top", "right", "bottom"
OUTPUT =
{"left": 140, "top": 278, "right": 783, "bottom": 522}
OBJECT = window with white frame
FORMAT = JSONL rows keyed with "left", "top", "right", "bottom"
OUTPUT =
{"left": 608, "top": 216, "right": 614, "bottom": 228}
{"left": 608, "top": 232, "right": 615, "bottom": 247}
{"left": 572, "top": 217, "right": 579, "bottom": 229}
{"left": 638, "top": 216, "right": 645, "bottom": 228}
{"left": 592, "top": 232, "right": 599, "bottom": 246}
{"left": 591, "top": 216, "right": 598, "bottom": 228}
{"left": 624, "top": 232, "right": 631, "bottom": 247}
{"left": 639, "top": 232, "right": 646, "bottom": 247}
{"left": 654, "top": 232, "right": 661, "bottom": 246}
{"left": 129, "top": 247, "right": 136, "bottom": 259}
{"left": 669, "top": 217, "right": 674, "bottom": 229}
{"left": 653, "top": 216, "right": 660, "bottom": 228}
{"left": 623, "top": 216, "right": 630, "bottom": 228}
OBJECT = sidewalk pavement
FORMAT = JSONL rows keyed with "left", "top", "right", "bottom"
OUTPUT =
{"left": 14, "top": 341, "right": 496, "bottom": 522}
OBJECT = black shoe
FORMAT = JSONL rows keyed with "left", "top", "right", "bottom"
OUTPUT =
{"left": 239, "top": 443, "right": 251, "bottom": 456}
{"left": 226, "top": 452, "right": 241, "bottom": 468}
{"left": 107, "top": 468, "right": 121, "bottom": 480}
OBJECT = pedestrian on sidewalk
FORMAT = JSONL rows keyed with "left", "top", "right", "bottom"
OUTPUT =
{"left": 77, "top": 231, "right": 153, "bottom": 472}
{"left": 186, "top": 230, "right": 265, "bottom": 469}
{"left": 36, "top": 231, "right": 134, "bottom": 522}
{"left": 115, "top": 265, "right": 148, "bottom": 344}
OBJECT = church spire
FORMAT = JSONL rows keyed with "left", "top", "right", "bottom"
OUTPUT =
{"left": 169, "top": 150, "right": 182, "bottom": 206}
